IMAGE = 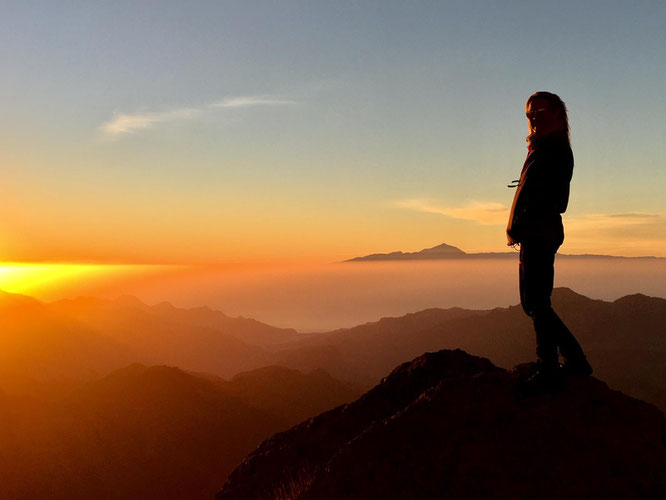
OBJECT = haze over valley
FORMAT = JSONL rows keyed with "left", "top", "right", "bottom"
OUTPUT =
{"left": 1, "top": 282, "right": 664, "bottom": 498}
{"left": 13, "top": 243, "right": 666, "bottom": 332}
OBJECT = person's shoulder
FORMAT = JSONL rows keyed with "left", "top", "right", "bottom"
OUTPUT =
{"left": 550, "top": 138, "right": 573, "bottom": 165}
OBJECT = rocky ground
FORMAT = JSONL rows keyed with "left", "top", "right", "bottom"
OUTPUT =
{"left": 218, "top": 349, "right": 666, "bottom": 500}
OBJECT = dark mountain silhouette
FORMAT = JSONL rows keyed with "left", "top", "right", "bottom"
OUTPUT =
{"left": 222, "top": 366, "right": 362, "bottom": 423}
{"left": 0, "top": 363, "right": 360, "bottom": 500}
{"left": 271, "top": 288, "right": 666, "bottom": 411}
{"left": 218, "top": 349, "right": 666, "bottom": 500}
{"left": 346, "top": 242, "right": 664, "bottom": 261}
{"left": 272, "top": 306, "right": 487, "bottom": 386}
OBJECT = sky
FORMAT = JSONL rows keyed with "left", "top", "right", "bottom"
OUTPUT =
{"left": 2, "top": 0, "right": 665, "bottom": 265}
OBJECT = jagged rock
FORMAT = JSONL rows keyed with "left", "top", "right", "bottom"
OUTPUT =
{"left": 218, "top": 349, "right": 666, "bottom": 499}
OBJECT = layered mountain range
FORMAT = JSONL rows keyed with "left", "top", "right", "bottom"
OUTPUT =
{"left": 0, "top": 289, "right": 298, "bottom": 381}
{"left": 272, "top": 288, "right": 666, "bottom": 411}
{"left": 1, "top": 287, "right": 664, "bottom": 498}
{"left": 1, "top": 287, "right": 664, "bottom": 410}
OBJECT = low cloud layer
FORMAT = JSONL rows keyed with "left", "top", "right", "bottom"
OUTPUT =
{"left": 565, "top": 212, "right": 666, "bottom": 256}
{"left": 396, "top": 199, "right": 509, "bottom": 225}
{"left": 396, "top": 199, "right": 666, "bottom": 256}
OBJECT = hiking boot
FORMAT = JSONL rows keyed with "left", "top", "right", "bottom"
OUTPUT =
{"left": 518, "top": 363, "right": 562, "bottom": 395}
{"left": 561, "top": 358, "right": 593, "bottom": 377}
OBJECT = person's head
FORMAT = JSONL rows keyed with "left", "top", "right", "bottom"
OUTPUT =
{"left": 526, "top": 91, "right": 569, "bottom": 140}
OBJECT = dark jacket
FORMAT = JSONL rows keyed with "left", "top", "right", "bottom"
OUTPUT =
{"left": 506, "top": 132, "right": 573, "bottom": 246}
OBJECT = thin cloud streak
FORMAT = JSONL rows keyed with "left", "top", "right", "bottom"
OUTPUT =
{"left": 396, "top": 199, "right": 509, "bottom": 225}
{"left": 212, "top": 96, "right": 295, "bottom": 108}
{"left": 397, "top": 200, "right": 666, "bottom": 256}
{"left": 564, "top": 212, "right": 666, "bottom": 257}
{"left": 566, "top": 212, "right": 666, "bottom": 234}
{"left": 100, "top": 95, "right": 295, "bottom": 137}
{"left": 100, "top": 108, "right": 201, "bottom": 137}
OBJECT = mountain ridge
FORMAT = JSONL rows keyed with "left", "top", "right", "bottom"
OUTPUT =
{"left": 218, "top": 349, "right": 666, "bottom": 500}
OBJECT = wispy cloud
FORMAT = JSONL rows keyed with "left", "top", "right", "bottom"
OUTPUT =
{"left": 566, "top": 212, "right": 666, "bottom": 236}
{"left": 396, "top": 199, "right": 509, "bottom": 225}
{"left": 564, "top": 212, "right": 666, "bottom": 256}
{"left": 397, "top": 199, "right": 666, "bottom": 256}
{"left": 100, "top": 107, "right": 201, "bottom": 137}
{"left": 212, "top": 96, "right": 295, "bottom": 108}
{"left": 100, "top": 95, "right": 295, "bottom": 138}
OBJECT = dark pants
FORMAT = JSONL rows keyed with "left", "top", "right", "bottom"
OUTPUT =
{"left": 519, "top": 241, "right": 586, "bottom": 370}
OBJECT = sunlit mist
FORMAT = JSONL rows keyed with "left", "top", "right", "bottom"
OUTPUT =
{"left": 2, "top": 258, "right": 661, "bottom": 332}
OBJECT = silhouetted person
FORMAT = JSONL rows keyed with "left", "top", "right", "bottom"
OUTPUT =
{"left": 507, "top": 91, "right": 592, "bottom": 383}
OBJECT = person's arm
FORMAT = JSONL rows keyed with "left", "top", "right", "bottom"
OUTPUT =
{"left": 506, "top": 156, "right": 535, "bottom": 244}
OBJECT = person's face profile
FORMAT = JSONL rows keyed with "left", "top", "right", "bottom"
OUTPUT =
{"left": 525, "top": 98, "right": 561, "bottom": 136}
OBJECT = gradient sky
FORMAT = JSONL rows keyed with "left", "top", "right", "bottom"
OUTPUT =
{"left": 2, "top": 0, "right": 665, "bottom": 264}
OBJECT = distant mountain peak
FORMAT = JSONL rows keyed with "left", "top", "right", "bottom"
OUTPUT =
{"left": 346, "top": 242, "right": 467, "bottom": 262}
{"left": 419, "top": 242, "right": 466, "bottom": 254}
{"left": 551, "top": 287, "right": 589, "bottom": 300}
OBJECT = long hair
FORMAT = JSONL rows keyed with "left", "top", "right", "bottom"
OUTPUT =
{"left": 527, "top": 91, "right": 570, "bottom": 143}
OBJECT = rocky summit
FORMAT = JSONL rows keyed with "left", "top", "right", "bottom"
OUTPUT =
{"left": 218, "top": 349, "right": 666, "bottom": 500}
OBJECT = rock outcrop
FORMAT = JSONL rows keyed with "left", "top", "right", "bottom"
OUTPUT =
{"left": 218, "top": 349, "right": 666, "bottom": 499}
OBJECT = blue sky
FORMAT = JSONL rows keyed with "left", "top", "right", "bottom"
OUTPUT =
{"left": 1, "top": 1, "right": 665, "bottom": 262}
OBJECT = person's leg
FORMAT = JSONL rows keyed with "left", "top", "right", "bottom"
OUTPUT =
{"left": 519, "top": 242, "right": 559, "bottom": 373}
{"left": 549, "top": 310, "right": 588, "bottom": 363}
{"left": 521, "top": 241, "right": 592, "bottom": 376}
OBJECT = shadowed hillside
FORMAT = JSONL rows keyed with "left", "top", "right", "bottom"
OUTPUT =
{"left": 219, "top": 350, "right": 666, "bottom": 500}
{"left": 0, "top": 364, "right": 359, "bottom": 500}
{"left": 222, "top": 366, "right": 363, "bottom": 423}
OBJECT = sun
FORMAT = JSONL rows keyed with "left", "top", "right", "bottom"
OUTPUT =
{"left": 0, "top": 263, "right": 115, "bottom": 295}
{"left": 0, "top": 262, "right": 182, "bottom": 300}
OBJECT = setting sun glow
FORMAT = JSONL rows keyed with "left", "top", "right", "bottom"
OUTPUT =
{"left": 0, "top": 263, "right": 170, "bottom": 297}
